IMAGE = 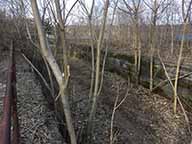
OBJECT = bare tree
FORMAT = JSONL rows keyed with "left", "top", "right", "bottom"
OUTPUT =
{"left": 30, "top": 0, "right": 77, "bottom": 143}
{"left": 81, "top": 0, "right": 110, "bottom": 143}
{"left": 110, "top": 79, "right": 131, "bottom": 144}
{"left": 79, "top": 0, "right": 95, "bottom": 98}
{"left": 119, "top": 0, "right": 143, "bottom": 84}
{"left": 144, "top": 0, "right": 171, "bottom": 91}
{"left": 173, "top": 0, "right": 192, "bottom": 114}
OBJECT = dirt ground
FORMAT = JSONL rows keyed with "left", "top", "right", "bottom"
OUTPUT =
{"left": 16, "top": 55, "right": 64, "bottom": 144}
{"left": 0, "top": 52, "right": 191, "bottom": 144}
{"left": 69, "top": 57, "right": 192, "bottom": 144}
{"left": 0, "top": 53, "right": 9, "bottom": 117}
{"left": 0, "top": 53, "right": 64, "bottom": 144}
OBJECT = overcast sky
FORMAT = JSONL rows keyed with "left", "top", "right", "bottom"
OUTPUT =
{"left": 0, "top": 0, "right": 189, "bottom": 25}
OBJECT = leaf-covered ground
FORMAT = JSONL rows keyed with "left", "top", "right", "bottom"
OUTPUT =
{"left": 1, "top": 53, "right": 191, "bottom": 144}
{"left": 0, "top": 53, "right": 64, "bottom": 144}
{"left": 69, "top": 57, "right": 191, "bottom": 144}
{"left": 16, "top": 55, "right": 64, "bottom": 144}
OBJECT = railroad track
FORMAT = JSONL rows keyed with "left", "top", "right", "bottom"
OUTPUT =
{"left": 0, "top": 42, "right": 20, "bottom": 144}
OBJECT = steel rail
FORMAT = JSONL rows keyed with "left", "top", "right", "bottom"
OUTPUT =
{"left": 0, "top": 42, "right": 20, "bottom": 144}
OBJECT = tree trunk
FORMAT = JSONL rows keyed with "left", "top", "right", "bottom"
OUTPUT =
{"left": 54, "top": 1, "right": 77, "bottom": 143}
{"left": 86, "top": 0, "right": 110, "bottom": 143}
{"left": 173, "top": 22, "right": 187, "bottom": 114}
{"left": 171, "top": 24, "right": 174, "bottom": 55}
{"left": 149, "top": 0, "right": 157, "bottom": 91}
{"left": 149, "top": 24, "right": 155, "bottom": 91}
{"left": 30, "top": 1, "right": 76, "bottom": 143}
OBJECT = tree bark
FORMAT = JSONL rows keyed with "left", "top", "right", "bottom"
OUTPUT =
{"left": 86, "top": 0, "right": 110, "bottom": 143}
{"left": 31, "top": 1, "right": 76, "bottom": 143}
{"left": 54, "top": 0, "right": 77, "bottom": 143}
{"left": 149, "top": 0, "right": 157, "bottom": 91}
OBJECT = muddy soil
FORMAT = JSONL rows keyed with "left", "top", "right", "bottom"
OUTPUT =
{"left": 69, "top": 57, "right": 191, "bottom": 144}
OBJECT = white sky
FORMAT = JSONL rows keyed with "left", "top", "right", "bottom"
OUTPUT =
{"left": 0, "top": 0, "right": 188, "bottom": 25}
{"left": 35, "top": 0, "right": 186, "bottom": 25}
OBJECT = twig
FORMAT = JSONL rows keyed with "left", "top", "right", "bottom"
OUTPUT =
{"left": 158, "top": 52, "right": 190, "bottom": 133}
{"left": 22, "top": 53, "right": 51, "bottom": 93}
{"left": 152, "top": 71, "right": 192, "bottom": 91}
{"left": 97, "top": 0, "right": 119, "bottom": 96}
{"left": 177, "top": 97, "right": 191, "bottom": 134}
{"left": 110, "top": 79, "right": 132, "bottom": 144}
